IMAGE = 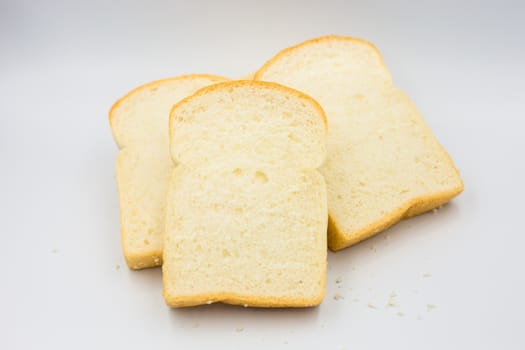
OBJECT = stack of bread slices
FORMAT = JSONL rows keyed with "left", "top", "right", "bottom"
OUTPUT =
{"left": 109, "top": 36, "right": 463, "bottom": 308}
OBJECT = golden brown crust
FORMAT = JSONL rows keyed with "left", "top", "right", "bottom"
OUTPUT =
{"left": 168, "top": 80, "right": 328, "bottom": 141}
{"left": 164, "top": 292, "right": 323, "bottom": 308}
{"left": 254, "top": 35, "right": 384, "bottom": 81}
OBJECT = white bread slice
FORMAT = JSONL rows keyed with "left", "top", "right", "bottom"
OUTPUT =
{"left": 163, "top": 81, "right": 328, "bottom": 307}
{"left": 109, "top": 75, "right": 228, "bottom": 269}
{"left": 254, "top": 36, "right": 464, "bottom": 251}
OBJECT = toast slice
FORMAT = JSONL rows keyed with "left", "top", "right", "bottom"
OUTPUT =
{"left": 109, "top": 75, "right": 228, "bottom": 269}
{"left": 163, "top": 81, "right": 328, "bottom": 307}
{"left": 254, "top": 36, "right": 464, "bottom": 250}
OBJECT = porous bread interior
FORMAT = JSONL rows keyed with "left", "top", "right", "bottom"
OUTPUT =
{"left": 255, "top": 36, "right": 464, "bottom": 250}
{"left": 170, "top": 82, "right": 326, "bottom": 170}
{"left": 109, "top": 75, "right": 228, "bottom": 269}
{"left": 163, "top": 81, "right": 328, "bottom": 307}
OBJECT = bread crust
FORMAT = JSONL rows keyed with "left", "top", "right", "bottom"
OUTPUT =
{"left": 254, "top": 35, "right": 464, "bottom": 251}
{"left": 163, "top": 289, "right": 325, "bottom": 308}
{"left": 109, "top": 74, "right": 229, "bottom": 269}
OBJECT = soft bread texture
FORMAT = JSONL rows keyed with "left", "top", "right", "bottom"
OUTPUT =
{"left": 163, "top": 81, "right": 328, "bottom": 307}
{"left": 109, "top": 75, "right": 228, "bottom": 269}
{"left": 255, "top": 36, "right": 464, "bottom": 251}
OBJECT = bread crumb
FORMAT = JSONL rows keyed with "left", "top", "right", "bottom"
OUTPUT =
{"left": 235, "top": 327, "right": 244, "bottom": 332}
{"left": 206, "top": 300, "right": 213, "bottom": 305}
{"left": 336, "top": 277, "right": 343, "bottom": 284}
{"left": 115, "top": 264, "right": 121, "bottom": 270}
{"left": 396, "top": 311, "right": 404, "bottom": 317}
{"left": 423, "top": 272, "right": 432, "bottom": 278}
{"left": 243, "top": 304, "right": 248, "bottom": 308}
{"left": 333, "top": 293, "right": 344, "bottom": 301}
{"left": 426, "top": 304, "right": 436, "bottom": 312}
{"left": 416, "top": 314, "right": 422, "bottom": 320}
{"left": 432, "top": 208, "right": 438, "bottom": 215}
{"left": 368, "top": 302, "right": 377, "bottom": 309}
{"left": 386, "top": 290, "right": 397, "bottom": 307}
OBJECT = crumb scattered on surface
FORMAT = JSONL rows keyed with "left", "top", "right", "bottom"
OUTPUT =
{"left": 432, "top": 208, "right": 438, "bottom": 215}
{"left": 235, "top": 327, "right": 244, "bottom": 332}
{"left": 193, "top": 323, "right": 199, "bottom": 328}
{"left": 368, "top": 302, "right": 377, "bottom": 309}
{"left": 51, "top": 249, "right": 59, "bottom": 254}
{"left": 115, "top": 264, "right": 121, "bottom": 270}
{"left": 423, "top": 273, "right": 432, "bottom": 278}
{"left": 333, "top": 293, "right": 344, "bottom": 301}
{"left": 396, "top": 311, "right": 404, "bottom": 317}
{"left": 426, "top": 304, "right": 436, "bottom": 312}
{"left": 243, "top": 304, "right": 248, "bottom": 308}
{"left": 417, "top": 314, "right": 422, "bottom": 320}
{"left": 386, "top": 290, "right": 398, "bottom": 307}
{"left": 336, "top": 277, "right": 343, "bottom": 284}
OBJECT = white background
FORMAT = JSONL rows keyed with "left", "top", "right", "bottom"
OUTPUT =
{"left": 1, "top": 1, "right": 524, "bottom": 349}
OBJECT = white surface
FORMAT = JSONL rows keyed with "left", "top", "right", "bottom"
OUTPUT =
{"left": 1, "top": 1, "right": 524, "bottom": 349}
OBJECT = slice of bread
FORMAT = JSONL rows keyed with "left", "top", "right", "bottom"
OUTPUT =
{"left": 109, "top": 75, "right": 228, "bottom": 269}
{"left": 254, "top": 36, "right": 464, "bottom": 251}
{"left": 163, "top": 81, "right": 328, "bottom": 307}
